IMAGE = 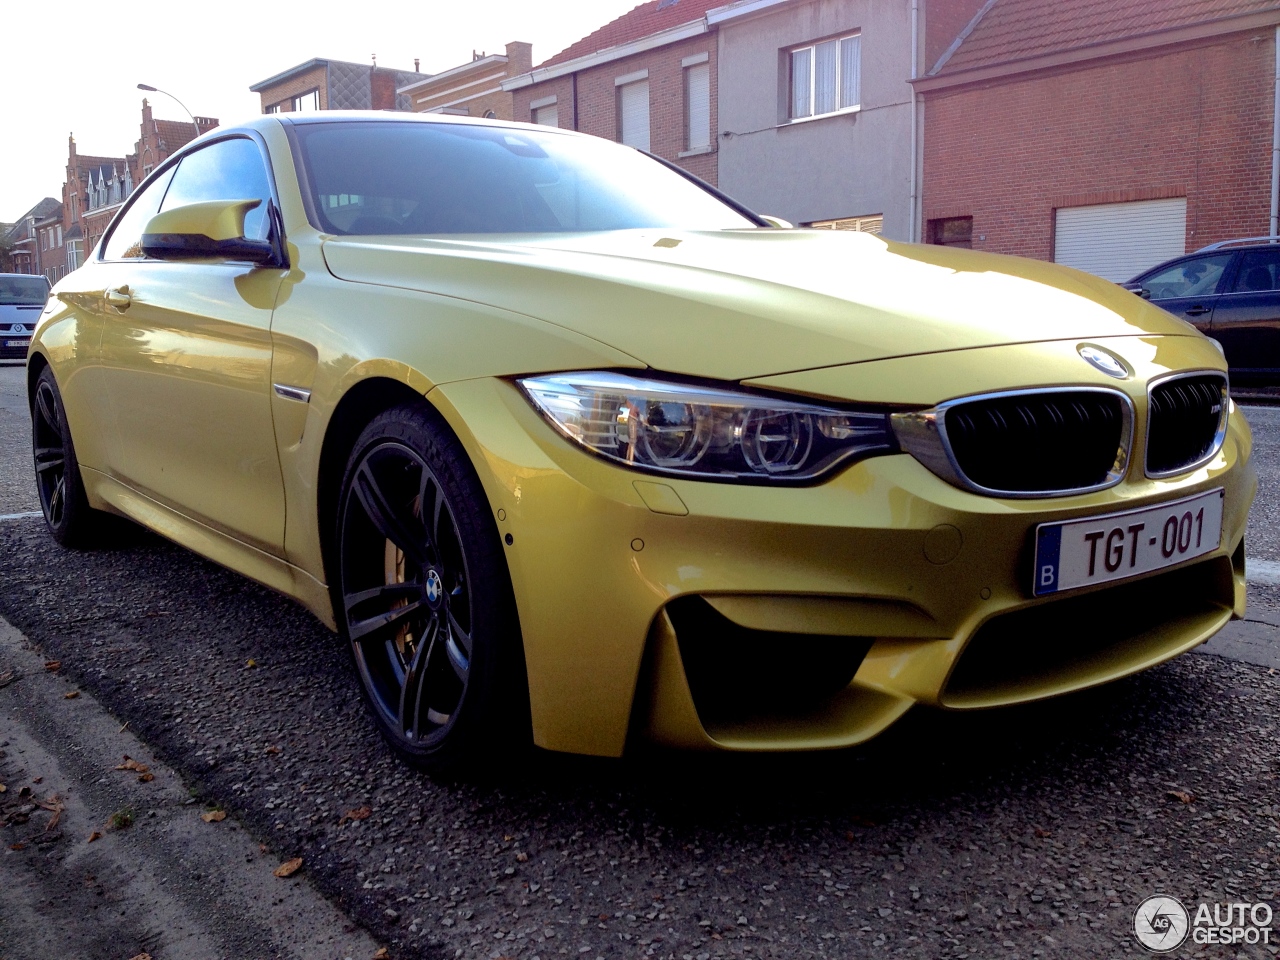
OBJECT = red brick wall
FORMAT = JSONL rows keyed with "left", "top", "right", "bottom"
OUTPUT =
{"left": 512, "top": 33, "right": 719, "bottom": 185}
{"left": 921, "top": 30, "right": 1276, "bottom": 260}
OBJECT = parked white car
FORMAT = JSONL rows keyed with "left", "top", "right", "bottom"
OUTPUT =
{"left": 0, "top": 274, "right": 49, "bottom": 360}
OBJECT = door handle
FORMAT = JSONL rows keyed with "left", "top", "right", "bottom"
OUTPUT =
{"left": 105, "top": 286, "right": 132, "bottom": 310}
{"left": 1184, "top": 305, "right": 1211, "bottom": 317}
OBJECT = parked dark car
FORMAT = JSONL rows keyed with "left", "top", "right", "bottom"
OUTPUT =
{"left": 1127, "top": 238, "right": 1280, "bottom": 386}
{"left": 0, "top": 274, "right": 50, "bottom": 360}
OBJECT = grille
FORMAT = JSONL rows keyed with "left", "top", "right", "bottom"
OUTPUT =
{"left": 942, "top": 391, "right": 1127, "bottom": 494}
{"left": 1147, "top": 374, "right": 1227, "bottom": 476}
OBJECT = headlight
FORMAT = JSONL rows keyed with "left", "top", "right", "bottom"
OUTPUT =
{"left": 518, "top": 371, "right": 896, "bottom": 482}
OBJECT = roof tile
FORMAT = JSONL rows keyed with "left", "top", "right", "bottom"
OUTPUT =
{"left": 541, "top": 0, "right": 720, "bottom": 67}
{"left": 936, "top": 0, "right": 1280, "bottom": 75}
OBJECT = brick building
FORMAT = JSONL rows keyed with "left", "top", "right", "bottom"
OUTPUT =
{"left": 399, "top": 43, "right": 533, "bottom": 119}
{"left": 915, "top": 0, "right": 1280, "bottom": 281}
{"left": 61, "top": 99, "right": 218, "bottom": 269}
{"left": 250, "top": 58, "right": 423, "bottom": 113}
{"left": 0, "top": 198, "right": 60, "bottom": 276}
{"left": 503, "top": 0, "right": 722, "bottom": 185}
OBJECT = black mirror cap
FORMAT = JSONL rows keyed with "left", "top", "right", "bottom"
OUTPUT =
{"left": 1119, "top": 281, "right": 1151, "bottom": 300}
{"left": 141, "top": 232, "right": 278, "bottom": 265}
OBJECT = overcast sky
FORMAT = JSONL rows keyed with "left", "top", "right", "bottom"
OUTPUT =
{"left": 1, "top": 0, "right": 644, "bottom": 222}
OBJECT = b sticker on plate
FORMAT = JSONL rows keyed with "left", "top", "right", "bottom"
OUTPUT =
{"left": 1034, "top": 489, "right": 1224, "bottom": 596}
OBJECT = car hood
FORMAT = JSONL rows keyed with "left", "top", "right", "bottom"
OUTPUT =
{"left": 321, "top": 228, "right": 1195, "bottom": 382}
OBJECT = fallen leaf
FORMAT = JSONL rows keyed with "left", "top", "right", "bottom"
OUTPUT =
{"left": 127, "top": 953, "right": 154, "bottom": 960}
{"left": 87, "top": 831, "right": 102, "bottom": 843}
{"left": 1034, "top": 828, "right": 1053, "bottom": 838}
{"left": 114, "top": 757, "right": 150, "bottom": 774}
{"left": 515, "top": 851, "right": 529, "bottom": 863}
{"left": 264, "top": 745, "right": 281, "bottom": 755}
{"left": 246, "top": 658, "right": 257, "bottom": 668}
{"left": 44, "top": 660, "right": 61, "bottom": 672}
{"left": 202, "top": 810, "right": 227, "bottom": 823}
{"left": 137, "top": 773, "right": 154, "bottom": 783}
{"left": 274, "top": 857, "right": 303, "bottom": 878}
{"left": 372, "top": 950, "right": 390, "bottom": 960}
{"left": 0, "top": 670, "right": 15, "bottom": 688}
{"left": 44, "top": 802, "right": 64, "bottom": 833}
{"left": 340, "top": 805, "right": 372, "bottom": 825}
{"left": 9, "top": 842, "right": 25, "bottom": 851}
{"left": 0, "top": 784, "right": 6, "bottom": 793}
{"left": 1167, "top": 790, "right": 1195, "bottom": 804}
{"left": 63, "top": 691, "right": 79, "bottom": 700}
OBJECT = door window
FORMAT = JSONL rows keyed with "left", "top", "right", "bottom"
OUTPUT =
{"left": 1140, "top": 254, "right": 1232, "bottom": 300}
{"left": 100, "top": 165, "right": 177, "bottom": 260}
{"left": 160, "top": 137, "right": 274, "bottom": 241}
{"left": 1229, "top": 249, "right": 1280, "bottom": 293}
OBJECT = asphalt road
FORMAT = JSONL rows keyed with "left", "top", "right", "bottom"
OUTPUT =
{"left": 1, "top": 360, "right": 1278, "bottom": 960}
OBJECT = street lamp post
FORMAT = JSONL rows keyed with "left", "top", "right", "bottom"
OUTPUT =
{"left": 136, "top": 84, "right": 202, "bottom": 142}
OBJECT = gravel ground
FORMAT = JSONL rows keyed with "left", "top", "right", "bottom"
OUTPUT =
{"left": 0, "top": 520, "right": 1276, "bottom": 960}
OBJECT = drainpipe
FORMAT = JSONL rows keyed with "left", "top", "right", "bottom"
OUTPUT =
{"left": 1272, "top": 25, "right": 1280, "bottom": 236}
{"left": 909, "top": 0, "right": 920, "bottom": 243}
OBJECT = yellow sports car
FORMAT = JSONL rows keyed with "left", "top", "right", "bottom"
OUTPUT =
{"left": 29, "top": 113, "right": 1254, "bottom": 772}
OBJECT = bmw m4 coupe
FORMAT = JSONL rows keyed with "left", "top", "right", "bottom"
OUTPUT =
{"left": 28, "top": 112, "right": 1254, "bottom": 772}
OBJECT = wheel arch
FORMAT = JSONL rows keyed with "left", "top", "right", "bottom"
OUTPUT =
{"left": 26, "top": 350, "right": 50, "bottom": 412}
{"left": 316, "top": 375, "right": 429, "bottom": 589}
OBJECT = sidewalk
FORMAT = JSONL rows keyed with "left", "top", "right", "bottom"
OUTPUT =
{"left": 0, "top": 614, "right": 383, "bottom": 960}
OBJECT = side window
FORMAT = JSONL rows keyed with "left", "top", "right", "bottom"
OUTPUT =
{"left": 1230, "top": 249, "right": 1280, "bottom": 293}
{"left": 100, "top": 165, "right": 177, "bottom": 260}
{"left": 160, "top": 137, "right": 274, "bottom": 241}
{"left": 1141, "top": 254, "right": 1232, "bottom": 300}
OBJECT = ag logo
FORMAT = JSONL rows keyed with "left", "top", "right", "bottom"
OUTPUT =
{"left": 1134, "top": 895, "right": 1190, "bottom": 952}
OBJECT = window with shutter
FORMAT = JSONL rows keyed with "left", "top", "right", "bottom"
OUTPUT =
{"left": 618, "top": 80, "right": 651, "bottom": 152}
{"left": 685, "top": 64, "right": 711, "bottom": 150}
{"left": 533, "top": 104, "right": 559, "bottom": 127}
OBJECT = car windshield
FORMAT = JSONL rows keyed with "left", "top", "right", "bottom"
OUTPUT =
{"left": 291, "top": 120, "right": 757, "bottom": 235}
{"left": 0, "top": 276, "right": 50, "bottom": 305}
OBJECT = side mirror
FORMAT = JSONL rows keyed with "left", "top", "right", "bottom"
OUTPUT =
{"left": 759, "top": 215, "right": 794, "bottom": 229}
{"left": 1120, "top": 281, "right": 1151, "bottom": 300}
{"left": 141, "top": 199, "right": 276, "bottom": 264}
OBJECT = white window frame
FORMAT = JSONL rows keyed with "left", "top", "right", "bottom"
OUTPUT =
{"left": 788, "top": 31, "right": 861, "bottom": 122}
{"left": 682, "top": 54, "right": 712, "bottom": 155}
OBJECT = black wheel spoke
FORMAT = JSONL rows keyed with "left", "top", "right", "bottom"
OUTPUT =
{"left": 353, "top": 463, "right": 427, "bottom": 565}
{"left": 35, "top": 387, "right": 57, "bottom": 433}
{"left": 447, "top": 607, "right": 473, "bottom": 659}
{"left": 348, "top": 597, "right": 426, "bottom": 643}
{"left": 344, "top": 582, "right": 422, "bottom": 609}
{"left": 34, "top": 446, "right": 64, "bottom": 475}
{"left": 444, "top": 630, "right": 470, "bottom": 681}
{"left": 397, "top": 624, "right": 435, "bottom": 740}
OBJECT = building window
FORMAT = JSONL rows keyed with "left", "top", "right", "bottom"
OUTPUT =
{"left": 808, "top": 214, "right": 883, "bottom": 234}
{"left": 56, "top": 225, "right": 62, "bottom": 247}
{"left": 617, "top": 77, "right": 651, "bottom": 152}
{"left": 685, "top": 62, "right": 711, "bottom": 151}
{"left": 928, "top": 216, "right": 973, "bottom": 248}
{"left": 265, "top": 103, "right": 280, "bottom": 114}
{"left": 790, "top": 33, "right": 861, "bottom": 120}
{"left": 66, "top": 241, "right": 82, "bottom": 271}
{"left": 531, "top": 96, "right": 558, "bottom": 127}
{"left": 292, "top": 90, "right": 320, "bottom": 112}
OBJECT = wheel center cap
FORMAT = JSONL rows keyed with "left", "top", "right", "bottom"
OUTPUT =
{"left": 424, "top": 569, "right": 444, "bottom": 608}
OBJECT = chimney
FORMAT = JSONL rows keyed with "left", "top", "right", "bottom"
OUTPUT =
{"left": 505, "top": 41, "right": 533, "bottom": 75}
{"left": 414, "top": 58, "right": 420, "bottom": 72}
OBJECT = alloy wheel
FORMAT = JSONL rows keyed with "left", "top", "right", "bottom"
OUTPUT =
{"left": 32, "top": 379, "right": 68, "bottom": 527}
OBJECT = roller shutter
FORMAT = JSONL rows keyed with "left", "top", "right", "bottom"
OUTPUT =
{"left": 686, "top": 64, "right": 710, "bottom": 150}
{"left": 619, "top": 80, "right": 651, "bottom": 152}
{"left": 1054, "top": 198, "right": 1187, "bottom": 282}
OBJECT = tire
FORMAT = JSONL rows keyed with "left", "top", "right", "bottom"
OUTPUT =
{"left": 334, "top": 403, "right": 528, "bottom": 775}
{"left": 31, "top": 367, "right": 104, "bottom": 547}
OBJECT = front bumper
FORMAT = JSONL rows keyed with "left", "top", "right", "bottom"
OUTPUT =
{"left": 429, "top": 339, "right": 1255, "bottom": 758}
{"left": 0, "top": 336, "right": 31, "bottom": 360}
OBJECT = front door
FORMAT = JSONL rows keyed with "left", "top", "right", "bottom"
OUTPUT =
{"left": 1140, "top": 252, "right": 1234, "bottom": 334}
{"left": 95, "top": 136, "right": 289, "bottom": 554}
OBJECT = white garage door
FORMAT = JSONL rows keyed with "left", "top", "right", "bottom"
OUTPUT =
{"left": 1054, "top": 198, "right": 1187, "bottom": 282}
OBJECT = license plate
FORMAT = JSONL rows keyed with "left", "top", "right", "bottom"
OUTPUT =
{"left": 1033, "top": 489, "right": 1224, "bottom": 596}
{"left": 4, "top": 340, "right": 29, "bottom": 348}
